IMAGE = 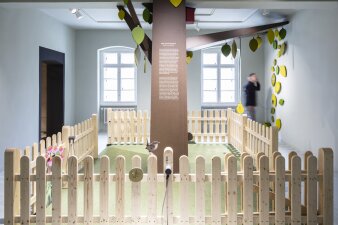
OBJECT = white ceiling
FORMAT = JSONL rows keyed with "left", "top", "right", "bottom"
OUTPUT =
{"left": 40, "top": 7, "right": 294, "bottom": 30}
{"left": 1, "top": 1, "right": 337, "bottom": 30}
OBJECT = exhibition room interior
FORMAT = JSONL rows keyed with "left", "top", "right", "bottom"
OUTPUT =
{"left": 0, "top": 0, "right": 337, "bottom": 224}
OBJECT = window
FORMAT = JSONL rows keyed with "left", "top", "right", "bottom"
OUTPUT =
{"left": 201, "top": 47, "right": 240, "bottom": 106}
{"left": 99, "top": 47, "right": 137, "bottom": 105}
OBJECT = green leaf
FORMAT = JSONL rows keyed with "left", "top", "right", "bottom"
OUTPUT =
{"left": 231, "top": 40, "right": 237, "bottom": 58}
{"left": 123, "top": 0, "right": 129, "bottom": 4}
{"left": 143, "top": 8, "right": 151, "bottom": 23}
{"left": 118, "top": 9, "right": 125, "bottom": 20}
{"left": 249, "top": 38, "right": 258, "bottom": 52}
{"left": 271, "top": 116, "right": 275, "bottom": 123}
{"left": 267, "top": 29, "right": 274, "bottom": 44}
{"left": 186, "top": 51, "right": 193, "bottom": 64}
{"left": 279, "top": 28, "right": 287, "bottom": 39}
{"left": 271, "top": 74, "right": 276, "bottom": 86}
{"left": 221, "top": 43, "right": 231, "bottom": 57}
{"left": 273, "top": 59, "right": 277, "bottom": 66}
{"left": 276, "top": 66, "right": 280, "bottom": 75}
{"left": 264, "top": 122, "right": 272, "bottom": 127}
{"left": 132, "top": 26, "right": 145, "bottom": 45}
{"left": 279, "top": 99, "right": 285, "bottom": 105}
{"left": 280, "top": 42, "right": 286, "bottom": 55}
{"left": 271, "top": 107, "right": 276, "bottom": 114}
{"left": 273, "top": 40, "right": 278, "bottom": 49}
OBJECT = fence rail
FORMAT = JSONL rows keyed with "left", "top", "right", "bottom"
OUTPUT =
{"left": 13, "top": 114, "right": 98, "bottom": 214}
{"left": 4, "top": 147, "right": 333, "bottom": 225}
{"left": 227, "top": 109, "right": 278, "bottom": 165}
{"left": 107, "top": 109, "right": 228, "bottom": 145}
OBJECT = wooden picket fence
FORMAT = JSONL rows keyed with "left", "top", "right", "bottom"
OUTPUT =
{"left": 4, "top": 147, "right": 333, "bottom": 225}
{"left": 187, "top": 110, "right": 227, "bottom": 143}
{"left": 12, "top": 114, "right": 99, "bottom": 214}
{"left": 107, "top": 109, "right": 228, "bottom": 145}
{"left": 107, "top": 109, "right": 149, "bottom": 145}
{"left": 227, "top": 109, "right": 278, "bottom": 164}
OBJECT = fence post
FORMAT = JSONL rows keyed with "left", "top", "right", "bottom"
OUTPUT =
{"left": 92, "top": 114, "right": 99, "bottom": 158}
{"left": 226, "top": 108, "right": 232, "bottom": 145}
{"left": 62, "top": 126, "right": 71, "bottom": 172}
{"left": 318, "top": 148, "right": 333, "bottom": 225}
{"left": 241, "top": 115, "right": 247, "bottom": 153}
{"left": 4, "top": 148, "right": 21, "bottom": 225}
{"left": 270, "top": 126, "right": 278, "bottom": 156}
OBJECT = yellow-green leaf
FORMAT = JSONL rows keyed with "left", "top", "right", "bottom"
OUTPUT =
{"left": 276, "top": 118, "right": 282, "bottom": 130}
{"left": 273, "top": 59, "right": 277, "bottom": 66}
{"left": 273, "top": 40, "right": 278, "bottom": 49}
{"left": 267, "top": 29, "right": 274, "bottom": 44}
{"left": 186, "top": 51, "right": 193, "bottom": 64}
{"left": 272, "top": 94, "right": 277, "bottom": 107}
{"left": 118, "top": 10, "right": 125, "bottom": 20}
{"left": 271, "top": 116, "right": 275, "bottom": 123}
{"left": 280, "top": 65, "right": 287, "bottom": 77}
{"left": 274, "top": 29, "right": 279, "bottom": 38}
{"left": 279, "top": 99, "right": 285, "bottom": 105}
{"left": 271, "top": 107, "right": 276, "bottom": 114}
{"left": 256, "top": 36, "right": 263, "bottom": 49}
{"left": 236, "top": 102, "right": 245, "bottom": 114}
{"left": 132, "top": 26, "right": 145, "bottom": 45}
{"left": 274, "top": 81, "right": 281, "bottom": 94}
{"left": 276, "top": 66, "right": 280, "bottom": 75}
{"left": 170, "top": 0, "right": 182, "bottom": 7}
{"left": 232, "top": 40, "right": 237, "bottom": 58}
{"left": 249, "top": 38, "right": 258, "bottom": 52}
{"left": 271, "top": 74, "right": 276, "bottom": 86}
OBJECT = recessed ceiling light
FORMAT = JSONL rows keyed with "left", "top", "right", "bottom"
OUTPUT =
{"left": 69, "top": 8, "right": 83, "bottom": 19}
{"left": 75, "top": 11, "right": 83, "bottom": 19}
{"left": 70, "top": 8, "right": 78, "bottom": 14}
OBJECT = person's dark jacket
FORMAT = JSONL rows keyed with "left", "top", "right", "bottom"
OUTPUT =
{"left": 244, "top": 81, "right": 260, "bottom": 106}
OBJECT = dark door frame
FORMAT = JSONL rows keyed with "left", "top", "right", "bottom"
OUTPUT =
{"left": 39, "top": 46, "right": 65, "bottom": 141}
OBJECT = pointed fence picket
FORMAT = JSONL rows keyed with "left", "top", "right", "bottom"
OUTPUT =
{"left": 4, "top": 147, "right": 334, "bottom": 225}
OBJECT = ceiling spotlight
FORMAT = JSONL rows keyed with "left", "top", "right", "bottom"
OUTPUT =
{"left": 75, "top": 11, "right": 83, "bottom": 19}
{"left": 262, "top": 9, "right": 270, "bottom": 16}
{"left": 70, "top": 8, "right": 78, "bottom": 14}
{"left": 70, "top": 8, "right": 83, "bottom": 19}
{"left": 195, "top": 22, "right": 200, "bottom": 32}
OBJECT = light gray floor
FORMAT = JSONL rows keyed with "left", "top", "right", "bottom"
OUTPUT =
{"left": 0, "top": 136, "right": 337, "bottom": 224}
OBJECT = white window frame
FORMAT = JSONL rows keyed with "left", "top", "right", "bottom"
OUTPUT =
{"left": 201, "top": 46, "right": 240, "bottom": 107}
{"left": 99, "top": 46, "right": 137, "bottom": 106}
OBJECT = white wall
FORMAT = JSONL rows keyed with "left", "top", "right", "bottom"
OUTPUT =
{"left": 74, "top": 30, "right": 152, "bottom": 122}
{"left": 0, "top": 7, "right": 76, "bottom": 171}
{"left": 74, "top": 30, "right": 266, "bottom": 122}
{"left": 264, "top": 9, "right": 338, "bottom": 170}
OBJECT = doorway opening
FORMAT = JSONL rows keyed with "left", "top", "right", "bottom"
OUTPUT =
{"left": 39, "top": 47, "right": 65, "bottom": 140}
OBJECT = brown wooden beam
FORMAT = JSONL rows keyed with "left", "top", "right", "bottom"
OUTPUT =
{"left": 117, "top": 4, "right": 152, "bottom": 63}
{"left": 186, "top": 21, "right": 289, "bottom": 51}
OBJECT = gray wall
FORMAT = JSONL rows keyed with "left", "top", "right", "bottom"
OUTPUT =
{"left": 0, "top": 8, "right": 76, "bottom": 171}
{"left": 264, "top": 9, "right": 338, "bottom": 170}
{"left": 74, "top": 30, "right": 265, "bottom": 123}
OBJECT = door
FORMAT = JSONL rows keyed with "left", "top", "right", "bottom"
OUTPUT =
{"left": 39, "top": 47, "right": 65, "bottom": 140}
